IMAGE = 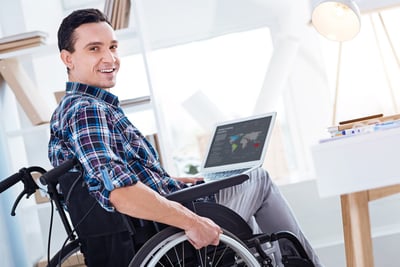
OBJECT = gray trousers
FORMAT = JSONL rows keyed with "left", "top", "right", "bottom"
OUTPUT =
{"left": 216, "top": 168, "right": 323, "bottom": 267}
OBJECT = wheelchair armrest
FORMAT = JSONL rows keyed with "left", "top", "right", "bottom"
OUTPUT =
{"left": 166, "top": 174, "right": 249, "bottom": 203}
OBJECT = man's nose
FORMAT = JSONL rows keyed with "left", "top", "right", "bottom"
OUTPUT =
{"left": 102, "top": 49, "right": 117, "bottom": 62}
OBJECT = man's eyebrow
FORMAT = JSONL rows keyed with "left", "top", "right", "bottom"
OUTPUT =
{"left": 83, "top": 40, "right": 118, "bottom": 48}
{"left": 84, "top": 41, "right": 103, "bottom": 48}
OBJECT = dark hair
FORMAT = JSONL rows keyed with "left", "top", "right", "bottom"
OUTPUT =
{"left": 57, "top": 8, "right": 111, "bottom": 52}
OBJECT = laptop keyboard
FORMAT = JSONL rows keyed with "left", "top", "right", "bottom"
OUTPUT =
{"left": 202, "top": 168, "right": 250, "bottom": 181}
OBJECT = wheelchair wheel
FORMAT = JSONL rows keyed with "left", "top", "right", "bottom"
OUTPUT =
{"left": 129, "top": 226, "right": 260, "bottom": 267}
{"left": 47, "top": 239, "right": 86, "bottom": 267}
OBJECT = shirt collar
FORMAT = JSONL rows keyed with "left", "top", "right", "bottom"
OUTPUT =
{"left": 65, "top": 82, "right": 120, "bottom": 107}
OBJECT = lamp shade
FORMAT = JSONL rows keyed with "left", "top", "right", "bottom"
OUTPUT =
{"left": 312, "top": 0, "right": 361, "bottom": 41}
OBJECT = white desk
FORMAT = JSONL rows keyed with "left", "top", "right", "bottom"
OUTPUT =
{"left": 312, "top": 127, "right": 400, "bottom": 267}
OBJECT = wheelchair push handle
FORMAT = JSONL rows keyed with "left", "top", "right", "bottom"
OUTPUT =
{"left": 40, "top": 158, "right": 78, "bottom": 186}
{"left": 0, "top": 165, "right": 47, "bottom": 194}
{"left": 0, "top": 172, "right": 22, "bottom": 194}
{"left": 1, "top": 165, "right": 47, "bottom": 216}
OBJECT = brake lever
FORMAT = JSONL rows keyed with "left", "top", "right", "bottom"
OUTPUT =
{"left": 9, "top": 166, "right": 44, "bottom": 216}
{"left": 11, "top": 190, "right": 26, "bottom": 216}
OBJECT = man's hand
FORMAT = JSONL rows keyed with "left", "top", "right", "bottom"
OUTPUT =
{"left": 174, "top": 176, "right": 204, "bottom": 185}
{"left": 185, "top": 215, "right": 223, "bottom": 249}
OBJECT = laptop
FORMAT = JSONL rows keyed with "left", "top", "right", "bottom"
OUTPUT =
{"left": 200, "top": 112, "right": 276, "bottom": 181}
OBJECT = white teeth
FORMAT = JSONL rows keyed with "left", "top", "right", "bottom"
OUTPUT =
{"left": 100, "top": 68, "right": 114, "bottom": 73}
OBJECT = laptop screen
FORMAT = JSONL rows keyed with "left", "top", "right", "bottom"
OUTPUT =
{"left": 204, "top": 115, "right": 273, "bottom": 168}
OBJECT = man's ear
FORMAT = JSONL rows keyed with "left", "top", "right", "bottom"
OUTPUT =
{"left": 60, "top": 49, "right": 73, "bottom": 70}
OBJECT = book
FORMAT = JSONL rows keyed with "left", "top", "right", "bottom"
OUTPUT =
{"left": 326, "top": 113, "right": 400, "bottom": 140}
{"left": 330, "top": 114, "right": 400, "bottom": 131}
{"left": 338, "top": 114, "right": 383, "bottom": 125}
{"left": 0, "top": 31, "right": 47, "bottom": 53}
{"left": 0, "top": 31, "right": 47, "bottom": 44}
{"left": 0, "top": 40, "right": 46, "bottom": 53}
{"left": 104, "top": 0, "right": 130, "bottom": 30}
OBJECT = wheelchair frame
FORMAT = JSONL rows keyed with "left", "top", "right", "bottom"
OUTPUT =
{"left": 0, "top": 158, "right": 315, "bottom": 267}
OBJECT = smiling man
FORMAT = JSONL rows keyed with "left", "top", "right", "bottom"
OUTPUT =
{"left": 48, "top": 8, "right": 323, "bottom": 267}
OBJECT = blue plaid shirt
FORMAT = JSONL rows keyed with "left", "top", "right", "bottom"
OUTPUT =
{"left": 48, "top": 82, "right": 185, "bottom": 211}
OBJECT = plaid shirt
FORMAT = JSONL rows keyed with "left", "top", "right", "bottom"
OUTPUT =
{"left": 48, "top": 82, "right": 185, "bottom": 211}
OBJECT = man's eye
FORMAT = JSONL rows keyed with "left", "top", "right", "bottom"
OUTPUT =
{"left": 89, "top": 47, "right": 99, "bottom": 51}
{"left": 110, "top": 45, "right": 118, "bottom": 50}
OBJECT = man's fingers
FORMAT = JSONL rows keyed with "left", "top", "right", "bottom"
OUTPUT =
{"left": 211, "top": 238, "right": 220, "bottom": 246}
{"left": 212, "top": 230, "right": 222, "bottom": 246}
{"left": 186, "top": 230, "right": 222, "bottom": 249}
{"left": 187, "top": 238, "right": 202, "bottom": 250}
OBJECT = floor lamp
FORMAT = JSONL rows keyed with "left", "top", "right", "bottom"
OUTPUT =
{"left": 331, "top": 12, "right": 400, "bottom": 125}
{"left": 311, "top": 0, "right": 361, "bottom": 125}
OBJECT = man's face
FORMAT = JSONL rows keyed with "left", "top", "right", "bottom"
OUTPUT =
{"left": 61, "top": 22, "right": 120, "bottom": 90}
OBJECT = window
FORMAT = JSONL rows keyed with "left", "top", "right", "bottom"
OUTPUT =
{"left": 142, "top": 28, "right": 287, "bottom": 178}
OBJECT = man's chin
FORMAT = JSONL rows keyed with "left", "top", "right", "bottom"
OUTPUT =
{"left": 100, "top": 81, "right": 116, "bottom": 90}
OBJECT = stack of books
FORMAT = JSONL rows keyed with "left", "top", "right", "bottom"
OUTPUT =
{"left": 0, "top": 31, "right": 47, "bottom": 54}
{"left": 324, "top": 113, "right": 400, "bottom": 142}
{"left": 104, "top": 0, "right": 131, "bottom": 30}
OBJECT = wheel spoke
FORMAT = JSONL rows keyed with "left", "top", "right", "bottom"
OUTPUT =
{"left": 197, "top": 248, "right": 205, "bottom": 266}
{"left": 181, "top": 242, "right": 185, "bottom": 266}
{"left": 210, "top": 246, "right": 218, "bottom": 266}
{"left": 172, "top": 245, "right": 183, "bottom": 267}
{"left": 214, "top": 245, "right": 229, "bottom": 266}
{"left": 162, "top": 251, "right": 173, "bottom": 266}
{"left": 203, "top": 246, "right": 207, "bottom": 266}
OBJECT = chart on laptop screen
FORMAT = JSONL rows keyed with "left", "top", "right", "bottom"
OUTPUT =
{"left": 204, "top": 116, "right": 272, "bottom": 168}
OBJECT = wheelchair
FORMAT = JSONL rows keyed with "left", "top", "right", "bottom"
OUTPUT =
{"left": 127, "top": 175, "right": 315, "bottom": 267}
{"left": 1, "top": 158, "right": 315, "bottom": 267}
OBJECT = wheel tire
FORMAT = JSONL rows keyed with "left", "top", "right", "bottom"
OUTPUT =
{"left": 129, "top": 227, "right": 260, "bottom": 267}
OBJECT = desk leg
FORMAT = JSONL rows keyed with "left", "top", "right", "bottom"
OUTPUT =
{"left": 341, "top": 192, "right": 374, "bottom": 267}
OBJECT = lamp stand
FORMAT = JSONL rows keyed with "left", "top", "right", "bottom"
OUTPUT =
{"left": 332, "top": 41, "right": 343, "bottom": 125}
